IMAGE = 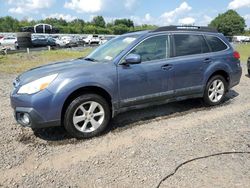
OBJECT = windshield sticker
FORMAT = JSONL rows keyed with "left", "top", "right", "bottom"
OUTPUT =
{"left": 105, "top": 56, "right": 113, "bottom": 60}
{"left": 123, "top": 37, "right": 136, "bottom": 43}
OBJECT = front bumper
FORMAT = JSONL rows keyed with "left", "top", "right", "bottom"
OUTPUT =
{"left": 14, "top": 107, "right": 60, "bottom": 129}
{"left": 11, "top": 89, "right": 61, "bottom": 129}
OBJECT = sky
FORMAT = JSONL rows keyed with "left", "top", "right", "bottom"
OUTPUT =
{"left": 1, "top": 0, "right": 250, "bottom": 27}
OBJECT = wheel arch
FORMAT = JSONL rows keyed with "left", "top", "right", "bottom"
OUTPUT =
{"left": 61, "top": 86, "right": 113, "bottom": 124}
{"left": 206, "top": 69, "right": 230, "bottom": 88}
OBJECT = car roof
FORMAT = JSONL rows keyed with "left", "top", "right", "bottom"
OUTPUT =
{"left": 152, "top": 25, "right": 218, "bottom": 33}
{"left": 124, "top": 26, "right": 220, "bottom": 38}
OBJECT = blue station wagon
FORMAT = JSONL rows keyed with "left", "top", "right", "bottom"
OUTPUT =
{"left": 11, "top": 26, "right": 242, "bottom": 138}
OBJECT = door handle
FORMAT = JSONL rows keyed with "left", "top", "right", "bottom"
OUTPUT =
{"left": 161, "top": 64, "right": 173, "bottom": 71}
{"left": 204, "top": 58, "right": 212, "bottom": 63}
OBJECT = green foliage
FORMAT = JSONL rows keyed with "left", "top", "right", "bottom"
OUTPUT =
{"left": 0, "top": 15, "right": 157, "bottom": 35}
{"left": 112, "top": 24, "right": 130, "bottom": 35}
{"left": 209, "top": 10, "right": 246, "bottom": 36}
{"left": 114, "top": 19, "right": 134, "bottom": 28}
{"left": 0, "top": 16, "right": 20, "bottom": 32}
{"left": 92, "top": 16, "right": 106, "bottom": 28}
{"left": 244, "top": 29, "right": 250, "bottom": 36}
{"left": 133, "top": 24, "right": 158, "bottom": 31}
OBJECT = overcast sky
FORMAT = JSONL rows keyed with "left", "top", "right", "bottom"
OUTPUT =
{"left": 1, "top": 0, "right": 250, "bottom": 27}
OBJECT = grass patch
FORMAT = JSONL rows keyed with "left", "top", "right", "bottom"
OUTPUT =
{"left": 235, "top": 43, "right": 250, "bottom": 63}
{"left": 0, "top": 48, "right": 93, "bottom": 74}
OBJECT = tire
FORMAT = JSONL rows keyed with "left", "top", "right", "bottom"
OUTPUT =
{"left": 248, "top": 69, "right": 250, "bottom": 75}
{"left": 64, "top": 94, "right": 110, "bottom": 139}
{"left": 203, "top": 75, "right": 227, "bottom": 106}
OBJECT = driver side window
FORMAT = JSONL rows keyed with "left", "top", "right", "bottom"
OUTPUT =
{"left": 130, "top": 35, "right": 169, "bottom": 62}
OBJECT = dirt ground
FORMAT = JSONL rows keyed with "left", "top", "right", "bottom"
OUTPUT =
{"left": 0, "top": 65, "right": 249, "bottom": 188}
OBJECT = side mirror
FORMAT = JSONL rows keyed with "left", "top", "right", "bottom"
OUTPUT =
{"left": 123, "top": 54, "right": 141, "bottom": 65}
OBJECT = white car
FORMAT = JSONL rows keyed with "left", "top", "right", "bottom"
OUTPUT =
{"left": 233, "top": 36, "right": 250, "bottom": 43}
{"left": 0, "top": 36, "right": 18, "bottom": 49}
{"left": 83, "top": 35, "right": 100, "bottom": 45}
{"left": 55, "top": 36, "right": 77, "bottom": 47}
{"left": 99, "top": 36, "right": 115, "bottom": 44}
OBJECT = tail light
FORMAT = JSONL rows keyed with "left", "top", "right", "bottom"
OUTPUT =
{"left": 233, "top": 51, "right": 240, "bottom": 59}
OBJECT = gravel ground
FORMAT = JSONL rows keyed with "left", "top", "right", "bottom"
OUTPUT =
{"left": 0, "top": 65, "right": 249, "bottom": 188}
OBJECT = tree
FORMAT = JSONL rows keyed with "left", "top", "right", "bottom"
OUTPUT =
{"left": 68, "top": 19, "right": 85, "bottom": 33}
{"left": 92, "top": 16, "right": 106, "bottom": 28}
{"left": 112, "top": 24, "right": 130, "bottom": 35}
{"left": 0, "top": 15, "right": 157, "bottom": 34}
{"left": 134, "top": 24, "right": 158, "bottom": 31}
{"left": 114, "top": 19, "right": 134, "bottom": 28}
{"left": 245, "top": 29, "right": 250, "bottom": 36}
{"left": 209, "top": 10, "right": 246, "bottom": 36}
{"left": 0, "top": 16, "right": 19, "bottom": 32}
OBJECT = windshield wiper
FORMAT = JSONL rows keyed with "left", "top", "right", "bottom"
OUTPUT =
{"left": 84, "top": 57, "right": 98, "bottom": 62}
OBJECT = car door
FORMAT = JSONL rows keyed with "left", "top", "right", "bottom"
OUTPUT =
{"left": 118, "top": 34, "right": 174, "bottom": 107}
{"left": 170, "top": 34, "right": 211, "bottom": 96}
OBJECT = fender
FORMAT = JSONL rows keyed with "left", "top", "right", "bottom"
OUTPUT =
{"left": 203, "top": 59, "right": 232, "bottom": 88}
{"left": 46, "top": 72, "right": 118, "bottom": 121}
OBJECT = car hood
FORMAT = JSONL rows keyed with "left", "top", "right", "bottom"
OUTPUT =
{"left": 16, "top": 58, "right": 103, "bottom": 85}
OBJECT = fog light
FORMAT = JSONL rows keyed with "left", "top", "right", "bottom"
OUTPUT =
{"left": 21, "top": 113, "right": 30, "bottom": 125}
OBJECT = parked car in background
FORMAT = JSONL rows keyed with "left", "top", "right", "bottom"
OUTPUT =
{"left": 247, "top": 57, "right": 250, "bottom": 75}
{"left": 0, "top": 36, "right": 18, "bottom": 49}
{"left": 83, "top": 35, "right": 100, "bottom": 44}
{"left": 32, "top": 36, "right": 56, "bottom": 47}
{"left": 10, "top": 26, "right": 242, "bottom": 139}
{"left": 55, "top": 36, "right": 78, "bottom": 47}
{"left": 74, "top": 36, "right": 85, "bottom": 46}
{"left": 233, "top": 36, "right": 250, "bottom": 43}
{"left": 242, "top": 38, "right": 250, "bottom": 43}
{"left": 99, "top": 36, "right": 115, "bottom": 44}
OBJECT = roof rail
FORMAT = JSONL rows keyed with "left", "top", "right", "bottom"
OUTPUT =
{"left": 152, "top": 25, "right": 218, "bottom": 33}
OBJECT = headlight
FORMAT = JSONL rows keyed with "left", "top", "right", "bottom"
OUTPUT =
{"left": 17, "top": 74, "right": 58, "bottom": 94}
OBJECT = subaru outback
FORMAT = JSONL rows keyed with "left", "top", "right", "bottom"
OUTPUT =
{"left": 10, "top": 26, "right": 242, "bottom": 138}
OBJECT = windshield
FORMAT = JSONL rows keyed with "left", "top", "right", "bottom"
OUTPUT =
{"left": 86, "top": 34, "right": 140, "bottom": 62}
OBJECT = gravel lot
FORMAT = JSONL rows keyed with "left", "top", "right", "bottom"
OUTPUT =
{"left": 0, "top": 65, "right": 249, "bottom": 188}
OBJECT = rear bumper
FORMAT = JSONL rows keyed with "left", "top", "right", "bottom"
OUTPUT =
{"left": 229, "top": 66, "right": 242, "bottom": 88}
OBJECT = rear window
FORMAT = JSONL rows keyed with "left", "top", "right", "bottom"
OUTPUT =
{"left": 173, "top": 34, "right": 210, "bottom": 57}
{"left": 205, "top": 35, "right": 228, "bottom": 52}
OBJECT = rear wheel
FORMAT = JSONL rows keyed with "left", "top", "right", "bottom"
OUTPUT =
{"left": 64, "top": 94, "right": 110, "bottom": 139}
{"left": 203, "top": 75, "right": 227, "bottom": 106}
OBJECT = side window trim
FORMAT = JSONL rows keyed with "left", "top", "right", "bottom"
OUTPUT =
{"left": 200, "top": 35, "right": 210, "bottom": 53}
{"left": 173, "top": 33, "right": 208, "bottom": 57}
{"left": 204, "top": 34, "right": 229, "bottom": 52}
{"left": 169, "top": 34, "right": 175, "bottom": 58}
{"left": 172, "top": 33, "right": 230, "bottom": 58}
{"left": 118, "top": 34, "right": 170, "bottom": 65}
{"left": 202, "top": 34, "right": 212, "bottom": 53}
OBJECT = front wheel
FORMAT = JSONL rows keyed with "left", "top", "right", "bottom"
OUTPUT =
{"left": 64, "top": 94, "right": 110, "bottom": 139}
{"left": 203, "top": 75, "right": 227, "bottom": 106}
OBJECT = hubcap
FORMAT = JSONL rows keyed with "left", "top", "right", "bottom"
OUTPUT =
{"left": 208, "top": 79, "right": 225, "bottom": 103}
{"left": 73, "top": 101, "right": 105, "bottom": 133}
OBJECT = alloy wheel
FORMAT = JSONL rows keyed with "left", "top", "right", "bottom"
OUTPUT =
{"left": 208, "top": 79, "right": 225, "bottom": 103}
{"left": 73, "top": 101, "right": 105, "bottom": 133}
